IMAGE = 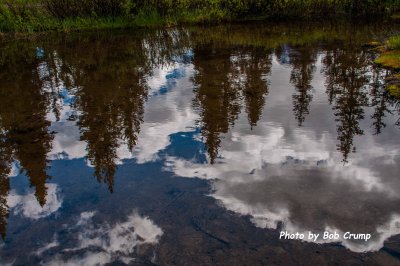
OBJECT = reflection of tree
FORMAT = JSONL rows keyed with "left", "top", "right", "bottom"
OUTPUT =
{"left": 0, "top": 49, "right": 55, "bottom": 238}
{"left": 0, "top": 127, "right": 12, "bottom": 239}
{"left": 232, "top": 48, "right": 272, "bottom": 128}
{"left": 50, "top": 31, "right": 190, "bottom": 191}
{"left": 12, "top": 114, "right": 52, "bottom": 206}
{"left": 0, "top": 58, "right": 53, "bottom": 206}
{"left": 396, "top": 101, "right": 400, "bottom": 128}
{"left": 41, "top": 51, "right": 71, "bottom": 123}
{"left": 193, "top": 45, "right": 272, "bottom": 163}
{"left": 369, "top": 68, "right": 392, "bottom": 135}
{"left": 75, "top": 72, "right": 148, "bottom": 192}
{"left": 192, "top": 45, "right": 241, "bottom": 164}
{"left": 289, "top": 47, "right": 317, "bottom": 126}
{"left": 0, "top": 33, "right": 175, "bottom": 240}
{"left": 323, "top": 49, "right": 369, "bottom": 162}
{"left": 386, "top": 83, "right": 400, "bottom": 128}
{"left": 65, "top": 38, "right": 150, "bottom": 192}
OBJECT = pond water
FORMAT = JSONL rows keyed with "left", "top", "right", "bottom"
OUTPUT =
{"left": 0, "top": 20, "right": 400, "bottom": 265}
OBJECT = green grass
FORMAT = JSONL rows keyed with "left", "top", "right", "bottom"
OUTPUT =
{"left": 375, "top": 50, "right": 400, "bottom": 69}
{"left": 387, "top": 84, "right": 400, "bottom": 98}
{"left": 388, "top": 35, "right": 400, "bottom": 50}
{"left": 1, "top": 0, "right": 400, "bottom": 34}
{"left": 375, "top": 35, "right": 400, "bottom": 70}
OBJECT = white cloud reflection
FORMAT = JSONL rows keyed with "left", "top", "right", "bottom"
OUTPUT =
{"left": 7, "top": 183, "right": 62, "bottom": 220}
{"left": 165, "top": 114, "right": 400, "bottom": 252}
{"left": 41, "top": 211, "right": 163, "bottom": 265}
{"left": 44, "top": 61, "right": 197, "bottom": 167}
{"left": 134, "top": 63, "right": 198, "bottom": 163}
{"left": 34, "top": 47, "right": 400, "bottom": 254}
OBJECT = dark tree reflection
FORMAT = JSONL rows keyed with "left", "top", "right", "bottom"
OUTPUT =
{"left": 192, "top": 44, "right": 271, "bottom": 163}
{"left": 369, "top": 68, "right": 392, "bottom": 135}
{"left": 0, "top": 49, "right": 53, "bottom": 207}
{"left": 0, "top": 129, "right": 12, "bottom": 239}
{"left": 0, "top": 44, "right": 56, "bottom": 238}
{"left": 63, "top": 38, "right": 151, "bottom": 192}
{"left": 0, "top": 23, "right": 399, "bottom": 243}
{"left": 323, "top": 49, "right": 369, "bottom": 162}
{"left": 289, "top": 47, "right": 317, "bottom": 126}
{"left": 232, "top": 48, "right": 272, "bottom": 129}
{"left": 75, "top": 72, "right": 148, "bottom": 192}
{"left": 192, "top": 45, "right": 241, "bottom": 164}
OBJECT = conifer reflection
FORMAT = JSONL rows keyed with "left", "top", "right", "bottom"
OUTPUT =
{"left": 323, "top": 49, "right": 369, "bottom": 162}
{"left": 0, "top": 47, "right": 55, "bottom": 238}
{"left": 40, "top": 31, "right": 184, "bottom": 192}
{"left": 193, "top": 45, "right": 271, "bottom": 163}
{"left": 232, "top": 48, "right": 272, "bottom": 129}
{"left": 369, "top": 68, "right": 392, "bottom": 135}
{"left": 289, "top": 47, "right": 317, "bottom": 126}
{"left": 0, "top": 129, "right": 12, "bottom": 239}
{"left": 192, "top": 45, "right": 240, "bottom": 163}
{"left": 69, "top": 38, "right": 150, "bottom": 192}
{"left": 75, "top": 77, "right": 148, "bottom": 192}
{"left": 0, "top": 55, "right": 53, "bottom": 207}
{"left": 396, "top": 101, "right": 400, "bottom": 128}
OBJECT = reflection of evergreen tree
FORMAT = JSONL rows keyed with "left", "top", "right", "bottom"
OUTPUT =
{"left": 0, "top": 48, "right": 55, "bottom": 238}
{"left": 232, "top": 48, "right": 272, "bottom": 129}
{"left": 78, "top": 98, "right": 120, "bottom": 192}
{"left": 0, "top": 128, "right": 12, "bottom": 239}
{"left": 323, "top": 49, "right": 369, "bottom": 162}
{"left": 41, "top": 51, "right": 70, "bottom": 123}
{"left": 76, "top": 75, "right": 148, "bottom": 192}
{"left": 0, "top": 56, "right": 53, "bottom": 206}
{"left": 12, "top": 113, "right": 52, "bottom": 206}
{"left": 193, "top": 45, "right": 272, "bottom": 162}
{"left": 396, "top": 101, "right": 400, "bottom": 128}
{"left": 192, "top": 45, "right": 242, "bottom": 164}
{"left": 70, "top": 39, "right": 150, "bottom": 192}
{"left": 369, "top": 68, "right": 392, "bottom": 135}
{"left": 33, "top": 31, "right": 182, "bottom": 192}
{"left": 289, "top": 47, "right": 317, "bottom": 126}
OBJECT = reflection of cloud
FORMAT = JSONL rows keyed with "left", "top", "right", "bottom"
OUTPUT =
{"left": 45, "top": 61, "right": 198, "bottom": 166}
{"left": 48, "top": 117, "right": 87, "bottom": 161}
{"left": 8, "top": 161, "right": 20, "bottom": 178}
{"left": 43, "top": 66, "right": 87, "bottom": 161}
{"left": 166, "top": 120, "right": 400, "bottom": 252}
{"left": 48, "top": 114, "right": 154, "bottom": 166}
{"left": 46, "top": 252, "right": 112, "bottom": 266}
{"left": 44, "top": 78, "right": 87, "bottom": 161}
{"left": 41, "top": 211, "right": 163, "bottom": 265}
{"left": 135, "top": 63, "right": 198, "bottom": 163}
{"left": 35, "top": 236, "right": 59, "bottom": 256}
{"left": 7, "top": 184, "right": 62, "bottom": 219}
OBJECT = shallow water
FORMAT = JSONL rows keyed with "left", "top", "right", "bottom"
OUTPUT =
{"left": 0, "top": 21, "right": 400, "bottom": 265}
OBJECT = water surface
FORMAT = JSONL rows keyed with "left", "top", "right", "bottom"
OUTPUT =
{"left": 1, "top": 21, "right": 400, "bottom": 265}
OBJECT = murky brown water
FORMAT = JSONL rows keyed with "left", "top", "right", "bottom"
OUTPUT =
{"left": 1, "top": 20, "right": 400, "bottom": 265}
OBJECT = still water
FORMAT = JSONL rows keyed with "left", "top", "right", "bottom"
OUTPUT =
{"left": 0, "top": 21, "right": 400, "bottom": 265}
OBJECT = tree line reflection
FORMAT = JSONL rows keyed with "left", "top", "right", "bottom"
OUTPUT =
{"left": 0, "top": 45, "right": 54, "bottom": 238}
{"left": 192, "top": 45, "right": 272, "bottom": 163}
{"left": 0, "top": 24, "right": 399, "bottom": 238}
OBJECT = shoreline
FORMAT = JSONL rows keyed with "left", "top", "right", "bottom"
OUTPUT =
{"left": 1, "top": 0, "right": 399, "bottom": 36}
{"left": 0, "top": 15, "right": 399, "bottom": 41}
{"left": 372, "top": 35, "right": 400, "bottom": 98}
